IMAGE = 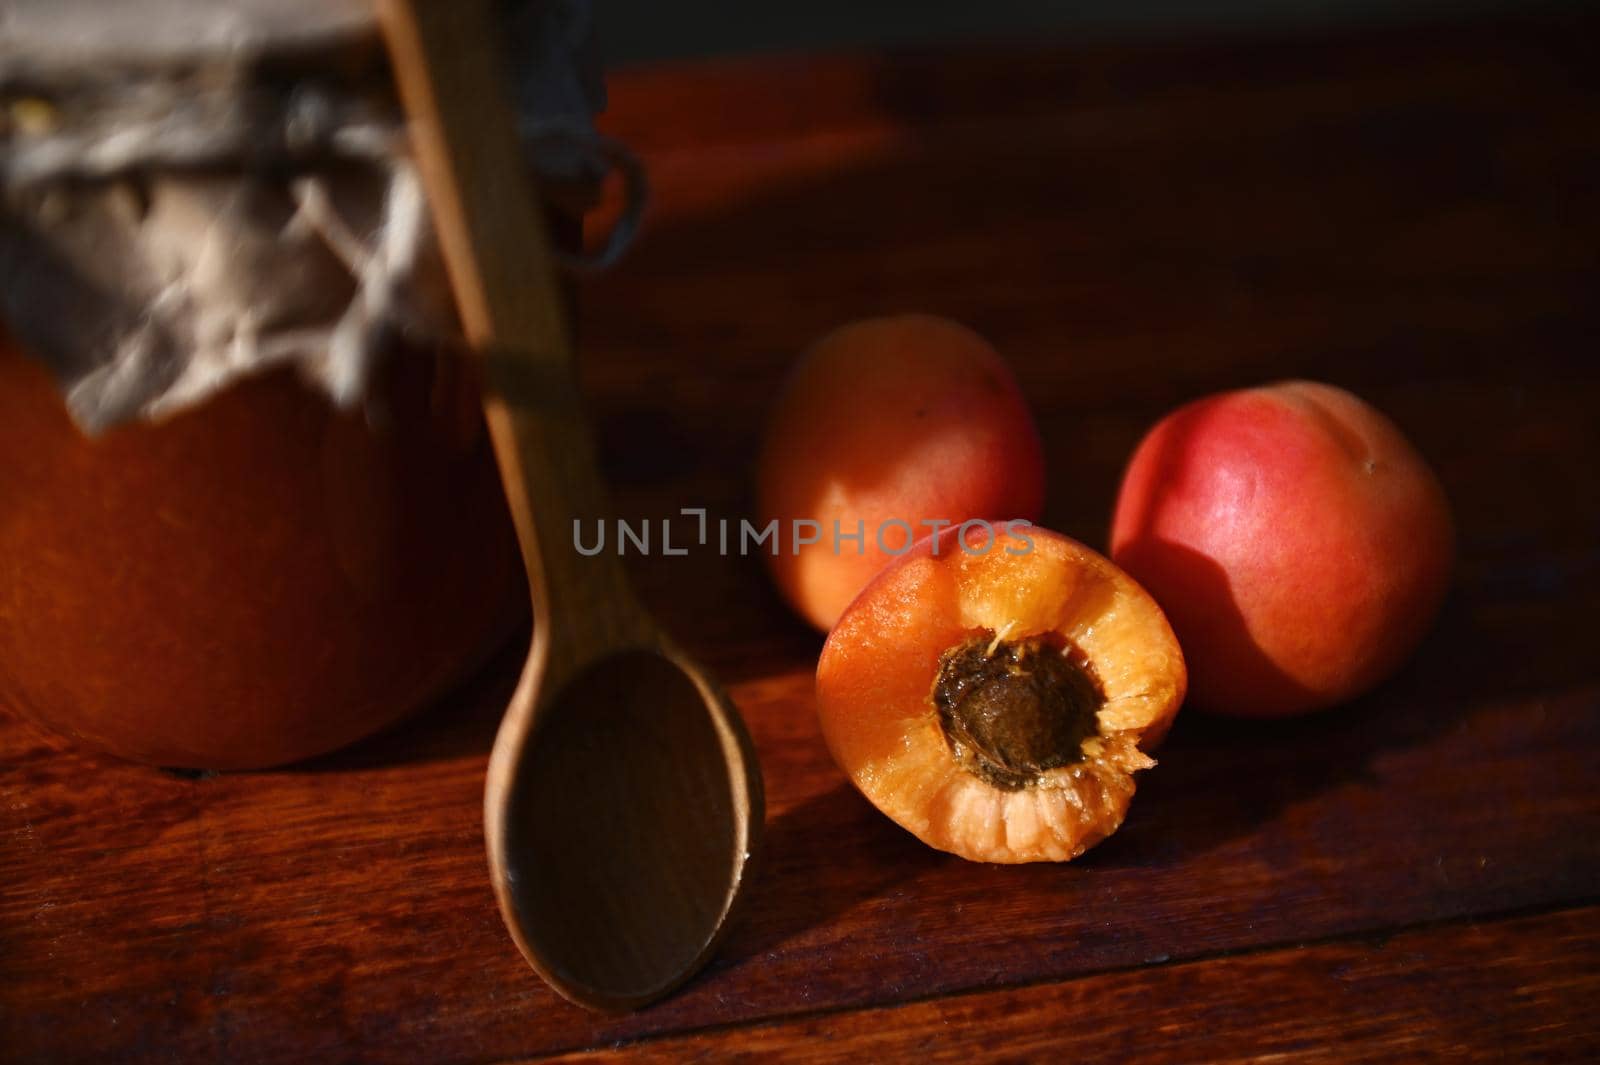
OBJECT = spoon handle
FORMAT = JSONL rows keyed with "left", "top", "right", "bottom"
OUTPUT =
{"left": 378, "top": 0, "right": 647, "bottom": 678}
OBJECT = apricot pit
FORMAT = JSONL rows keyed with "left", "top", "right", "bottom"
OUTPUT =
{"left": 932, "top": 632, "right": 1102, "bottom": 791}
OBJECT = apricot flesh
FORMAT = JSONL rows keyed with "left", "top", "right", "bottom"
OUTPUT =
{"left": 1110, "top": 380, "right": 1454, "bottom": 718}
{"left": 757, "top": 314, "right": 1044, "bottom": 631}
{"left": 816, "top": 525, "right": 1185, "bottom": 864}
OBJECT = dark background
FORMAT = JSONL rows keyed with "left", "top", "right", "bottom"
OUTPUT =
{"left": 595, "top": 0, "right": 1582, "bottom": 64}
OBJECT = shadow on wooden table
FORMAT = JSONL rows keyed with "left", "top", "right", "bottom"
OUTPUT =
{"left": 1085, "top": 565, "right": 1593, "bottom": 872}
{"left": 716, "top": 780, "right": 932, "bottom": 964}
{"left": 294, "top": 628, "right": 526, "bottom": 772}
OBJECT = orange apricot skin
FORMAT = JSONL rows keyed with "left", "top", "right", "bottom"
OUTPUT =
{"left": 1110, "top": 380, "right": 1454, "bottom": 718}
{"left": 757, "top": 314, "right": 1044, "bottom": 631}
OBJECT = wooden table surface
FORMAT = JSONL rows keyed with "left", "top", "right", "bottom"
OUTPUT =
{"left": 4, "top": 12, "right": 1599, "bottom": 1063}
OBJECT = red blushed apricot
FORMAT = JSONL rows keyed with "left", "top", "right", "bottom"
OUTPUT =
{"left": 757, "top": 315, "right": 1044, "bottom": 631}
{"left": 816, "top": 525, "right": 1185, "bottom": 864}
{"left": 1110, "top": 380, "right": 1454, "bottom": 718}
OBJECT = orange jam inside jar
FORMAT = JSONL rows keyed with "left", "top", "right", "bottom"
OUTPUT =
{"left": 0, "top": 327, "right": 525, "bottom": 768}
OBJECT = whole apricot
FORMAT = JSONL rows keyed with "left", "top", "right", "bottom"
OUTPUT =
{"left": 816, "top": 524, "right": 1185, "bottom": 863}
{"left": 757, "top": 314, "right": 1044, "bottom": 631}
{"left": 1110, "top": 380, "right": 1453, "bottom": 718}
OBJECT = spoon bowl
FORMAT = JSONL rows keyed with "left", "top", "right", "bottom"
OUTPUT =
{"left": 489, "top": 645, "right": 759, "bottom": 1008}
{"left": 379, "top": 0, "right": 764, "bottom": 1010}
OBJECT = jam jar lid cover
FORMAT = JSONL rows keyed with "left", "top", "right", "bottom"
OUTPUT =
{"left": 0, "top": 0, "right": 632, "bottom": 432}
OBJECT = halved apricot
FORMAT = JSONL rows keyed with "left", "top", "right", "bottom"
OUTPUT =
{"left": 816, "top": 524, "right": 1185, "bottom": 863}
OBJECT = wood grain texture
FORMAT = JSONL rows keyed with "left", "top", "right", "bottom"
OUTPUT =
{"left": 4, "top": 11, "right": 1599, "bottom": 1062}
{"left": 542, "top": 906, "right": 1600, "bottom": 1063}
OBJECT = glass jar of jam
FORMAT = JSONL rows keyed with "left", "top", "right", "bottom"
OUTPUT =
{"left": 0, "top": 330, "right": 525, "bottom": 767}
{"left": 0, "top": 0, "right": 607, "bottom": 767}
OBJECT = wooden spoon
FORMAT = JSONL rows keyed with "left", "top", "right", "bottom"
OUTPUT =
{"left": 377, "top": 0, "right": 764, "bottom": 1011}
